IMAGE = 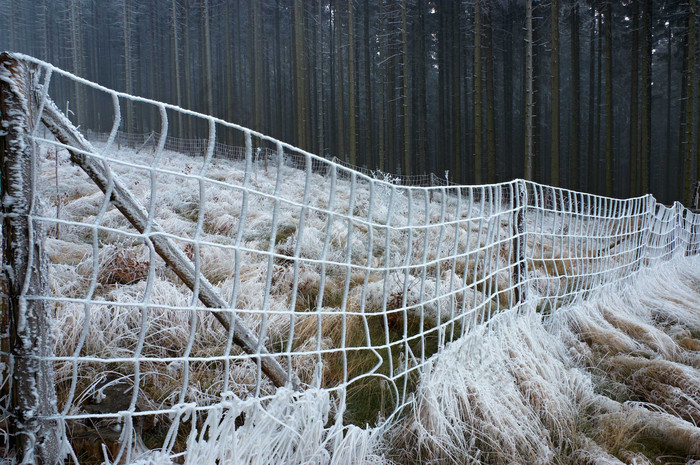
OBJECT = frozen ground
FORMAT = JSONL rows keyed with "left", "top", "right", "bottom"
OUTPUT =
{"left": 31, "top": 140, "right": 700, "bottom": 464}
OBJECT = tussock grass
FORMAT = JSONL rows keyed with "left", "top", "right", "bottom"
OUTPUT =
{"left": 29, "top": 142, "right": 700, "bottom": 463}
{"left": 388, "top": 256, "right": 700, "bottom": 464}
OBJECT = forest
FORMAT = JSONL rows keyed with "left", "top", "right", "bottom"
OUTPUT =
{"left": 0, "top": 0, "right": 699, "bottom": 205}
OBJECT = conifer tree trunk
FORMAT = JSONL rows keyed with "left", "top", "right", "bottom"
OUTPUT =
{"left": 640, "top": 0, "right": 652, "bottom": 194}
{"left": 485, "top": 3, "right": 496, "bottom": 183}
{"left": 587, "top": 10, "right": 597, "bottom": 193}
{"left": 570, "top": 0, "right": 580, "bottom": 190}
{"left": 451, "top": 2, "right": 462, "bottom": 182}
{"left": 595, "top": 15, "right": 602, "bottom": 193}
{"left": 294, "top": 0, "right": 308, "bottom": 150}
{"left": 551, "top": 0, "right": 560, "bottom": 186}
{"left": 474, "top": 0, "right": 483, "bottom": 183}
{"left": 604, "top": 1, "right": 613, "bottom": 197}
{"left": 121, "top": 0, "right": 132, "bottom": 133}
{"left": 683, "top": 0, "right": 697, "bottom": 205}
{"left": 183, "top": 0, "right": 193, "bottom": 137}
{"left": 171, "top": 0, "right": 183, "bottom": 134}
{"left": 524, "top": 0, "right": 534, "bottom": 180}
{"left": 364, "top": 0, "right": 372, "bottom": 164}
{"left": 335, "top": 0, "right": 346, "bottom": 160}
{"left": 348, "top": 0, "right": 357, "bottom": 165}
{"left": 629, "top": 0, "right": 639, "bottom": 196}
{"left": 202, "top": 0, "right": 214, "bottom": 119}
{"left": 401, "top": 0, "right": 411, "bottom": 175}
{"left": 317, "top": 0, "right": 325, "bottom": 157}
{"left": 416, "top": 0, "right": 428, "bottom": 174}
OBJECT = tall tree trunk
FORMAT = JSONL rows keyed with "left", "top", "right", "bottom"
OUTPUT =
{"left": 570, "top": 0, "right": 580, "bottom": 190}
{"left": 504, "top": 7, "right": 514, "bottom": 179}
{"left": 202, "top": 0, "right": 214, "bottom": 119}
{"left": 683, "top": 0, "right": 697, "bottom": 204}
{"left": 666, "top": 21, "right": 673, "bottom": 201}
{"left": 437, "top": 2, "right": 447, "bottom": 176}
{"left": 401, "top": 0, "right": 411, "bottom": 175}
{"left": 171, "top": 0, "right": 183, "bottom": 135}
{"left": 8, "top": 0, "right": 17, "bottom": 51}
{"left": 485, "top": 3, "right": 496, "bottom": 183}
{"left": 183, "top": 0, "right": 193, "bottom": 136}
{"left": 377, "top": 1, "right": 386, "bottom": 170}
{"left": 317, "top": 0, "right": 325, "bottom": 157}
{"left": 275, "top": 0, "right": 283, "bottom": 140}
{"left": 416, "top": 0, "right": 428, "bottom": 174}
{"left": 551, "top": 0, "right": 560, "bottom": 186}
{"left": 121, "top": 0, "right": 132, "bottom": 133}
{"left": 348, "top": 0, "right": 357, "bottom": 165}
{"left": 524, "top": 0, "right": 534, "bottom": 180}
{"left": 587, "top": 10, "right": 597, "bottom": 193}
{"left": 629, "top": 0, "right": 639, "bottom": 196}
{"left": 604, "top": 1, "right": 613, "bottom": 197}
{"left": 364, "top": 0, "right": 373, "bottom": 164}
{"left": 294, "top": 0, "right": 308, "bottom": 150}
{"left": 595, "top": 14, "right": 602, "bottom": 194}
{"left": 696, "top": 8, "right": 700, "bottom": 191}
{"left": 451, "top": 1, "right": 462, "bottom": 182}
{"left": 252, "top": 0, "right": 264, "bottom": 133}
{"left": 335, "top": 0, "right": 346, "bottom": 160}
{"left": 474, "top": 0, "right": 483, "bottom": 183}
{"left": 640, "top": 0, "right": 652, "bottom": 194}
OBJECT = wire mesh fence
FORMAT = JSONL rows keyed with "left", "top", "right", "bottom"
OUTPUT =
{"left": 1, "top": 53, "right": 699, "bottom": 464}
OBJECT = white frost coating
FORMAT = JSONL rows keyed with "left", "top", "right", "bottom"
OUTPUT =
{"left": 391, "top": 255, "right": 700, "bottom": 464}
{"left": 4, "top": 53, "right": 700, "bottom": 464}
{"left": 180, "top": 388, "right": 388, "bottom": 465}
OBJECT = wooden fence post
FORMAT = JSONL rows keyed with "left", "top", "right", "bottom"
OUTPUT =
{"left": 512, "top": 180, "right": 528, "bottom": 307}
{"left": 0, "top": 53, "right": 61, "bottom": 463}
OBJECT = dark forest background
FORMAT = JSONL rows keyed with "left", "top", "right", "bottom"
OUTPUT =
{"left": 1, "top": 0, "right": 699, "bottom": 204}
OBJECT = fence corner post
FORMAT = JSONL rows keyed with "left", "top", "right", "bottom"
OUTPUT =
{"left": 512, "top": 180, "right": 528, "bottom": 308}
{"left": 0, "top": 53, "right": 62, "bottom": 464}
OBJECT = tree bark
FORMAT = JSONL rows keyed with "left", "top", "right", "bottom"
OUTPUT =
{"left": 202, "top": 0, "right": 214, "bottom": 119}
{"left": 629, "top": 0, "right": 639, "bottom": 196}
{"left": 485, "top": 3, "right": 496, "bottom": 183}
{"left": 570, "top": 0, "right": 580, "bottom": 190}
{"left": 0, "top": 52, "right": 61, "bottom": 465}
{"left": 587, "top": 10, "right": 597, "bottom": 193}
{"left": 335, "top": 0, "right": 346, "bottom": 160}
{"left": 524, "top": 0, "right": 534, "bottom": 180}
{"left": 364, "top": 0, "right": 373, "bottom": 164}
{"left": 401, "top": 0, "right": 411, "bottom": 175}
{"left": 604, "top": 1, "right": 613, "bottom": 197}
{"left": 683, "top": 0, "right": 697, "bottom": 205}
{"left": 171, "top": 0, "right": 183, "bottom": 134}
{"left": 640, "top": 0, "right": 652, "bottom": 194}
{"left": 551, "top": 0, "right": 560, "bottom": 186}
{"left": 348, "top": 0, "right": 357, "bottom": 165}
{"left": 474, "top": 0, "right": 483, "bottom": 184}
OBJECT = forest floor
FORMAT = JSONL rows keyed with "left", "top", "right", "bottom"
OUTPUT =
{"left": 35, "top": 141, "right": 700, "bottom": 464}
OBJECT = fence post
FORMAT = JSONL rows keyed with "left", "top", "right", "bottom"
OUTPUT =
{"left": 512, "top": 180, "right": 528, "bottom": 307}
{"left": 694, "top": 181, "right": 700, "bottom": 211}
{"left": 0, "top": 54, "right": 61, "bottom": 463}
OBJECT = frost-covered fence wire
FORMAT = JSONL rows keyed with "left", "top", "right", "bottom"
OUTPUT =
{"left": 1, "top": 53, "right": 699, "bottom": 464}
{"left": 83, "top": 129, "right": 454, "bottom": 188}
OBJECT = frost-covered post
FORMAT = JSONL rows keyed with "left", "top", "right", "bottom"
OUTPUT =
{"left": 0, "top": 54, "right": 61, "bottom": 463}
{"left": 511, "top": 180, "right": 528, "bottom": 307}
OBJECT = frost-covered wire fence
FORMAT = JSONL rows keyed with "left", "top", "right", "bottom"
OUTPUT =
{"left": 83, "top": 129, "right": 456, "bottom": 188}
{"left": 1, "top": 53, "right": 699, "bottom": 464}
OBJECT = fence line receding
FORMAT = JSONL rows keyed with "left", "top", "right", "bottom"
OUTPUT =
{"left": 1, "top": 52, "right": 698, "bottom": 464}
